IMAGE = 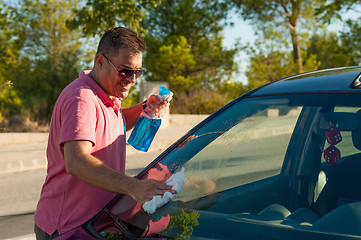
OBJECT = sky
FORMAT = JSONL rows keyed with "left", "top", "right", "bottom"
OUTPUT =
{"left": 222, "top": 14, "right": 255, "bottom": 84}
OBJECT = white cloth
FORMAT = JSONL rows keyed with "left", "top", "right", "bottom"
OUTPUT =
{"left": 142, "top": 167, "right": 185, "bottom": 214}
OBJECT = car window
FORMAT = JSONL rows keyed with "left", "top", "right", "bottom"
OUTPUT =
{"left": 321, "top": 107, "right": 360, "bottom": 161}
{"left": 172, "top": 105, "right": 301, "bottom": 202}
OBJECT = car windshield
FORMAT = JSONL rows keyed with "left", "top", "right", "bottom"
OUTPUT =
{"left": 89, "top": 93, "right": 361, "bottom": 240}
{"left": 164, "top": 97, "right": 298, "bottom": 201}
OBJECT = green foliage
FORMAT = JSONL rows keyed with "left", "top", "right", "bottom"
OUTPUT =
{"left": 244, "top": 25, "right": 320, "bottom": 90}
{"left": 66, "top": 0, "right": 163, "bottom": 36}
{"left": 145, "top": 35, "right": 198, "bottom": 91}
{"left": 0, "top": 81, "right": 22, "bottom": 121}
{"left": 162, "top": 209, "right": 200, "bottom": 240}
{"left": 14, "top": 54, "right": 81, "bottom": 123}
{"left": 0, "top": 6, "right": 19, "bottom": 78}
{"left": 307, "top": 19, "right": 361, "bottom": 69}
{"left": 246, "top": 48, "right": 319, "bottom": 89}
{"left": 5, "top": 0, "right": 361, "bottom": 121}
{"left": 247, "top": 50, "right": 292, "bottom": 89}
{"left": 316, "top": 0, "right": 360, "bottom": 22}
{"left": 172, "top": 88, "right": 233, "bottom": 114}
{"left": 8, "top": 0, "right": 88, "bottom": 123}
{"left": 217, "top": 80, "right": 247, "bottom": 99}
{"left": 101, "top": 232, "right": 124, "bottom": 240}
{"left": 0, "top": 3, "right": 23, "bottom": 122}
{"left": 143, "top": 0, "right": 239, "bottom": 113}
{"left": 143, "top": 0, "right": 238, "bottom": 88}
{"left": 339, "top": 19, "right": 361, "bottom": 65}
{"left": 65, "top": 0, "right": 240, "bottom": 114}
{"left": 307, "top": 31, "right": 355, "bottom": 69}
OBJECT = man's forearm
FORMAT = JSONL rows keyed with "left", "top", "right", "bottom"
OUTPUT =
{"left": 64, "top": 140, "right": 138, "bottom": 196}
{"left": 63, "top": 140, "right": 173, "bottom": 203}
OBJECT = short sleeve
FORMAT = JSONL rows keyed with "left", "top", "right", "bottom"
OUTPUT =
{"left": 59, "top": 89, "right": 97, "bottom": 147}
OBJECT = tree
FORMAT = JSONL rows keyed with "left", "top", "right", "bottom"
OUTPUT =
{"left": 307, "top": 31, "right": 355, "bottom": 69}
{"left": 10, "top": 0, "right": 87, "bottom": 123}
{"left": 246, "top": 47, "right": 319, "bottom": 90}
{"left": 67, "top": 0, "right": 240, "bottom": 113}
{"left": 230, "top": 0, "right": 324, "bottom": 73}
{"left": 0, "top": 4, "right": 20, "bottom": 82}
{"left": 338, "top": 19, "right": 361, "bottom": 66}
{"left": 142, "top": 0, "right": 239, "bottom": 112}
{"left": 0, "top": 3, "right": 23, "bottom": 123}
{"left": 306, "top": 16, "right": 361, "bottom": 70}
{"left": 66, "top": 0, "right": 163, "bottom": 36}
{"left": 316, "top": 0, "right": 361, "bottom": 21}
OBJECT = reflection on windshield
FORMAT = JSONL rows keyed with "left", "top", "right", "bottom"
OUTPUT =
{"left": 163, "top": 100, "right": 300, "bottom": 203}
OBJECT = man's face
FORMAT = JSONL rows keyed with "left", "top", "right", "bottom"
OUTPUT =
{"left": 99, "top": 48, "right": 143, "bottom": 99}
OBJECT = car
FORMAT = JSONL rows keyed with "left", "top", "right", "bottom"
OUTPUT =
{"left": 54, "top": 66, "right": 361, "bottom": 239}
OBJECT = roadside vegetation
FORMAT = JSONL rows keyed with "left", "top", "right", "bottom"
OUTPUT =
{"left": 1, "top": 0, "right": 361, "bottom": 131}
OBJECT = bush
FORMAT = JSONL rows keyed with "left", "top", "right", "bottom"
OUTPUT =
{"left": 171, "top": 89, "right": 234, "bottom": 114}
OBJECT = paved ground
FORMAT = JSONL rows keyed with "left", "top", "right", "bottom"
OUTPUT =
{"left": 0, "top": 125, "right": 194, "bottom": 175}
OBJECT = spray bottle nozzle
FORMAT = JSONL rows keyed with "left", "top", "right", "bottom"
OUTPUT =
{"left": 158, "top": 86, "right": 174, "bottom": 102}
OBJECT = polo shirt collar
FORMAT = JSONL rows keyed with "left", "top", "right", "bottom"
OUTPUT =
{"left": 80, "top": 70, "right": 121, "bottom": 112}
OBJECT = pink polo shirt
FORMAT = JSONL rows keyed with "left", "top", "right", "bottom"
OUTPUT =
{"left": 34, "top": 70, "right": 126, "bottom": 235}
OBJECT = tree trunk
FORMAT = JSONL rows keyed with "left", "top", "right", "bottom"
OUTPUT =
{"left": 289, "top": 0, "right": 302, "bottom": 73}
{"left": 290, "top": 29, "right": 303, "bottom": 73}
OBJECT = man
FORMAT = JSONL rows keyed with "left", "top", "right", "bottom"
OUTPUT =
{"left": 34, "top": 27, "right": 173, "bottom": 239}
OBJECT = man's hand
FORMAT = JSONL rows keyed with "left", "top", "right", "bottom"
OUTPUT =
{"left": 129, "top": 179, "right": 175, "bottom": 204}
{"left": 145, "top": 94, "right": 171, "bottom": 118}
{"left": 123, "top": 92, "right": 172, "bottom": 130}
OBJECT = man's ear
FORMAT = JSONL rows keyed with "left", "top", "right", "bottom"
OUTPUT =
{"left": 95, "top": 53, "right": 105, "bottom": 70}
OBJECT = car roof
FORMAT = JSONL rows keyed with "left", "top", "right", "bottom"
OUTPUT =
{"left": 249, "top": 66, "right": 361, "bottom": 97}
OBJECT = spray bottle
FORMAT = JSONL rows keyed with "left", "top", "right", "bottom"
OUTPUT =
{"left": 128, "top": 86, "right": 173, "bottom": 152}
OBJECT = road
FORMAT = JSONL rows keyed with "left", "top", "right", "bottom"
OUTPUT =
{"left": 0, "top": 150, "right": 162, "bottom": 240}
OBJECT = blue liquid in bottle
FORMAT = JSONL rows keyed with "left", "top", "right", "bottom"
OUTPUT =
{"left": 128, "top": 112, "right": 162, "bottom": 152}
{"left": 128, "top": 86, "right": 173, "bottom": 152}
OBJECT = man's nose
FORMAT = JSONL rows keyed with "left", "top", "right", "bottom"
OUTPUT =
{"left": 126, "top": 74, "right": 136, "bottom": 84}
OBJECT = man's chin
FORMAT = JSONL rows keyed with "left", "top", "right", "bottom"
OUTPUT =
{"left": 117, "top": 92, "right": 128, "bottom": 99}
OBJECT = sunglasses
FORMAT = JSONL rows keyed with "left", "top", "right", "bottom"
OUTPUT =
{"left": 101, "top": 53, "right": 145, "bottom": 80}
